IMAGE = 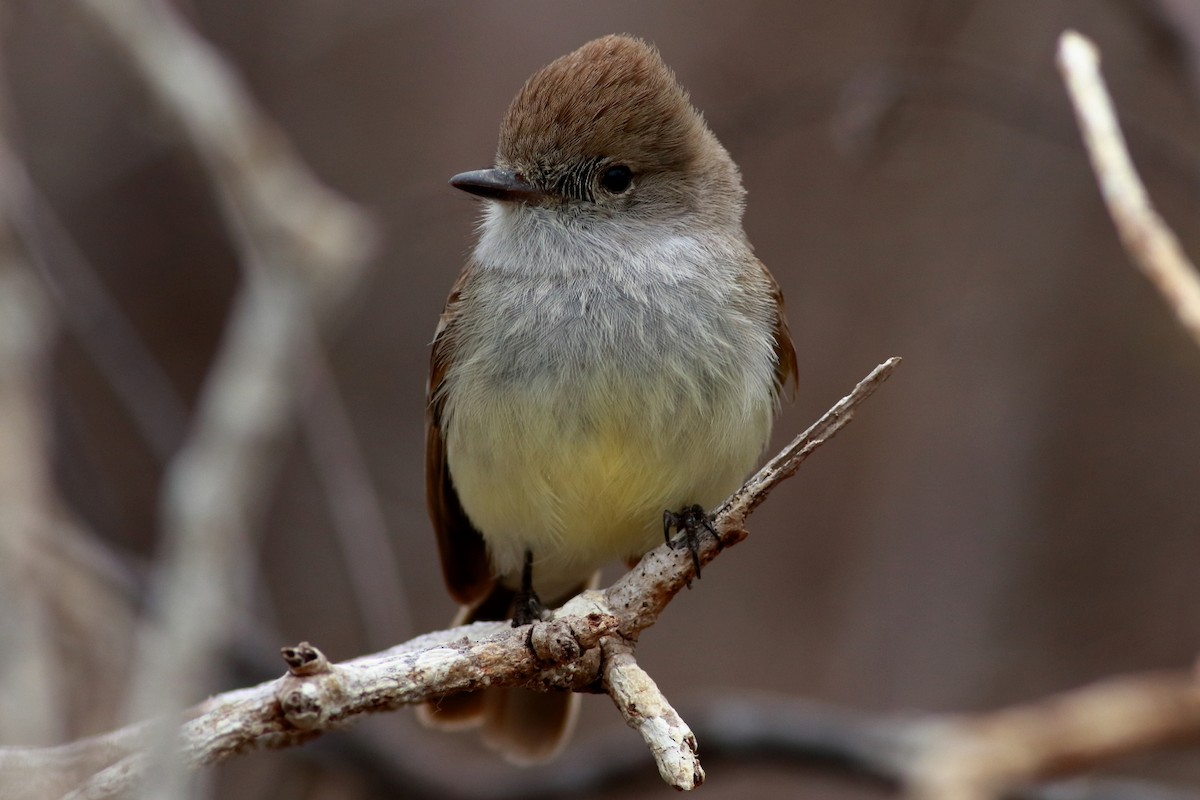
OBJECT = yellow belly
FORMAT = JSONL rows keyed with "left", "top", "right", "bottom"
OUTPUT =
{"left": 445, "top": 376, "right": 771, "bottom": 600}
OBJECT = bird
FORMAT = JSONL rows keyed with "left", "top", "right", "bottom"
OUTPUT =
{"left": 421, "top": 33, "right": 796, "bottom": 763}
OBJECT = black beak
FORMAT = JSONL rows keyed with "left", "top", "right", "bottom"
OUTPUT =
{"left": 450, "top": 168, "right": 548, "bottom": 204}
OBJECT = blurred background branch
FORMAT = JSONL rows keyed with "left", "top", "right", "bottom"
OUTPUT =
{"left": 1058, "top": 30, "right": 1200, "bottom": 350}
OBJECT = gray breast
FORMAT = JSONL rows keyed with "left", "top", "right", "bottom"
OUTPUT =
{"left": 465, "top": 269, "right": 745, "bottom": 395}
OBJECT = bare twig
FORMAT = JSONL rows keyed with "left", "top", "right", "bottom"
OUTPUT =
{"left": 1057, "top": 30, "right": 1200, "bottom": 350}
{"left": 582, "top": 356, "right": 900, "bottom": 787}
{"left": 52, "top": 616, "right": 618, "bottom": 799}
{"left": 867, "top": 29, "right": 1200, "bottom": 800}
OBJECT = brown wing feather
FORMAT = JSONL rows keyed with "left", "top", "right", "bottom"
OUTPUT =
{"left": 759, "top": 259, "right": 797, "bottom": 398}
{"left": 426, "top": 267, "right": 494, "bottom": 605}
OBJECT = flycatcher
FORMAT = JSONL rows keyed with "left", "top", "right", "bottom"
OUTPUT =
{"left": 422, "top": 34, "right": 796, "bottom": 763}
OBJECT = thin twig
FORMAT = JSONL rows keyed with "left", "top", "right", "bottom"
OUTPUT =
{"left": 880, "top": 29, "right": 1200, "bottom": 800}
{"left": 728, "top": 356, "right": 900, "bottom": 518}
{"left": 1057, "top": 29, "right": 1200, "bottom": 350}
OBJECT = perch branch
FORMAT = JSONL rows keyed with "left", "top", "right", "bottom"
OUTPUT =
{"left": 47, "top": 616, "right": 617, "bottom": 799}
{"left": 1057, "top": 29, "right": 1200, "bottom": 350}
{"left": 2, "top": 358, "right": 898, "bottom": 798}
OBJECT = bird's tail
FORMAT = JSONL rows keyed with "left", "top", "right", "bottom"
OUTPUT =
{"left": 416, "top": 577, "right": 594, "bottom": 764}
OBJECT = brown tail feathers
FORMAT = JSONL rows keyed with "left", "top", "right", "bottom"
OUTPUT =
{"left": 417, "top": 579, "right": 594, "bottom": 764}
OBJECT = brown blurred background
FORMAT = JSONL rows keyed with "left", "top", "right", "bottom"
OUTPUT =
{"left": 4, "top": 0, "right": 1200, "bottom": 797}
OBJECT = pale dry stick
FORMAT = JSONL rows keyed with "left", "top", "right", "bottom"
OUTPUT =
{"left": 56, "top": 616, "right": 617, "bottom": 800}
{"left": 1058, "top": 30, "right": 1200, "bottom": 350}
{"left": 600, "top": 636, "right": 704, "bottom": 790}
{"left": 9, "top": 358, "right": 898, "bottom": 798}
{"left": 74, "top": 1, "right": 375, "bottom": 799}
{"left": 0, "top": 720, "right": 153, "bottom": 800}
{"left": 906, "top": 670, "right": 1200, "bottom": 800}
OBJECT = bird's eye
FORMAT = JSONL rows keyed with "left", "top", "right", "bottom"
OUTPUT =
{"left": 599, "top": 164, "right": 634, "bottom": 194}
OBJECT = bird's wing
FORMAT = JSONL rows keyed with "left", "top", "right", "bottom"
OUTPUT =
{"left": 759, "top": 258, "right": 798, "bottom": 398}
{"left": 426, "top": 266, "right": 494, "bottom": 605}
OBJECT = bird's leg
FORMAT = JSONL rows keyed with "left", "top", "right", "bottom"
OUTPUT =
{"left": 512, "top": 549, "right": 547, "bottom": 627}
{"left": 662, "top": 504, "right": 718, "bottom": 582}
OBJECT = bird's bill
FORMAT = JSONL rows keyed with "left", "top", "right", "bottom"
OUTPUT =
{"left": 450, "top": 168, "right": 550, "bottom": 204}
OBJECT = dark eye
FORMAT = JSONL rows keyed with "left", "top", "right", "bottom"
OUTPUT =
{"left": 599, "top": 164, "right": 633, "bottom": 194}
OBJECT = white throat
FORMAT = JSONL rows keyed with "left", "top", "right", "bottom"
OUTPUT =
{"left": 473, "top": 201, "right": 733, "bottom": 284}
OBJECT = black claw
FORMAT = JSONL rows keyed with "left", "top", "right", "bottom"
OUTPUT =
{"left": 663, "top": 504, "right": 717, "bottom": 583}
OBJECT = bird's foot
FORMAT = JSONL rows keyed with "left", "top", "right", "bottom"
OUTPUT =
{"left": 662, "top": 504, "right": 718, "bottom": 584}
